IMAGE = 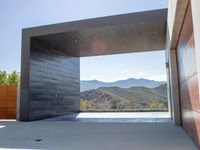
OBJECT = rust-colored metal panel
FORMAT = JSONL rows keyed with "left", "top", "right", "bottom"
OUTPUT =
{"left": 180, "top": 81, "right": 191, "bottom": 109}
{"left": 186, "top": 35, "right": 197, "bottom": 78}
{"left": 180, "top": 75, "right": 200, "bottom": 112}
{"left": 177, "top": 1, "right": 200, "bottom": 148}
{"left": 181, "top": 108, "right": 200, "bottom": 149}
{"left": 178, "top": 34, "right": 197, "bottom": 83}
{"left": 193, "top": 111, "right": 200, "bottom": 148}
{"left": 177, "top": 3, "right": 195, "bottom": 83}
{"left": 177, "top": 3, "right": 193, "bottom": 63}
{"left": 189, "top": 75, "right": 200, "bottom": 112}
{"left": 0, "top": 85, "right": 17, "bottom": 119}
{"left": 181, "top": 107, "right": 194, "bottom": 138}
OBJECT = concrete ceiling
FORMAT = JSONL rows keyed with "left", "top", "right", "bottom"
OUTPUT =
{"left": 29, "top": 9, "right": 168, "bottom": 57}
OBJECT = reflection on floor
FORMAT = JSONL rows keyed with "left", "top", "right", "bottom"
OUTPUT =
{"left": 0, "top": 121, "right": 197, "bottom": 150}
{"left": 44, "top": 112, "right": 171, "bottom": 123}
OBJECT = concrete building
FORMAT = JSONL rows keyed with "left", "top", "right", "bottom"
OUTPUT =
{"left": 20, "top": 8, "right": 167, "bottom": 121}
{"left": 17, "top": 0, "right": 200, "bottom": 149}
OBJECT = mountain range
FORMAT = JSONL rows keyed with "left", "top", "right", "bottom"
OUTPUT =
{"left": 81, "top": 78, "right": 166, "bottom": 91}
{"left": 80, "top": 83, "right": 168, "bottom": 110}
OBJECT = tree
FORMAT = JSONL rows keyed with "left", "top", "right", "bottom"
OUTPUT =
{"left": 7, "top": 71, "right": 20, "bottom": 85}
{"left": 80, "top": 99, "right": 87, "bottom": 110}
{"left": 0, "top": 71, "right": 8, "bottom": 85}
{"left": 110, "top": 98, "right": 117, "bottom": 109}
{"left": 127, "top": 101, "right": 136, "bottom": 109}
{"left": 0, "top": 70, "right": 20, "bottom": 85}
{"left": 80, "top": 99, "right": 97, "bottom": 110}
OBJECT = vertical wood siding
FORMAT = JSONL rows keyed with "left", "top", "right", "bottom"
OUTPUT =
{"left": 0, "top": 86, "right": 16, "bottom": 119}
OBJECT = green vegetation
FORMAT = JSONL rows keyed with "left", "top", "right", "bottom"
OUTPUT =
{"left": 110, "top": 98, "right": 117, "bottom": 109}
{"left": 146, "top": 100, "right": 166, "bottom": 109}
{"left": 0, "top": 71, "right": 8, "bottom": 85}
{"left": 80, "top": 99, "right": 97, "bottom": 110}
{"left": 80, "top": 84, "right": 168, "bottom": 111}
{"left": 0, "top": 71, "right": 20, "bottom": 85}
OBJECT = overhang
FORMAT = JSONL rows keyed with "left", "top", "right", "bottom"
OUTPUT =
{"left": 24, "top": 9, "right": 167, "bottom": 57}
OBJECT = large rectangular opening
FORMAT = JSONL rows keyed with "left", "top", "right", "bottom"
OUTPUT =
{"left": 80, "top": 50, "right": 170, "bottom": 119}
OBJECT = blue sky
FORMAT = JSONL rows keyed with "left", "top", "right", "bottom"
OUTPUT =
{"left": 81, "top": 51, "right": 167, "bottom": 82}
{"left": 0, "top": 0, "right": 168, "bottom": 81}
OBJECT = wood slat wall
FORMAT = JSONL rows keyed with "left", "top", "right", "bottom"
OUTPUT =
{"left": 177, "top": 2, "right": 200, "bottom": 148}
{"left": 0, "top": 85, "right": 16, "bottom": 119}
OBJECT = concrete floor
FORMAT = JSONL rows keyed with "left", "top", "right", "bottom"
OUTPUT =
{"left": 0, "top": 120, "right": 197, "bottom": 150}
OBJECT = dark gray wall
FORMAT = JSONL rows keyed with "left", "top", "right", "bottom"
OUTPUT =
{"left": 28, "top": 38, "right": 80, "bottom": 120}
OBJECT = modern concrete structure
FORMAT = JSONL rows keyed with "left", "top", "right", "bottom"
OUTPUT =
{"left": 19, "top": 0, "right": 200, "bottom": 148}
{"left": 20, "top": 9, "right": 168, "bottom": 121}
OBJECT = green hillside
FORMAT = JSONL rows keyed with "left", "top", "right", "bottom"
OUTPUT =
{"left": 80, "top": 83, "right": 168, "bottom": 111}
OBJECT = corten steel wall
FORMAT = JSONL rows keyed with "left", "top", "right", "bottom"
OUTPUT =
{"left": 0, "top": 86, "right": 17, "bottom": 119}
{"left": 28, "top": 39, "right": 80, "bottom": 120}
{"left": 177, "top": 2, "right": 200, "bottom": 148}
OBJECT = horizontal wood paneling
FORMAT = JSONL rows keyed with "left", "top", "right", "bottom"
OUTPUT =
{"left": 0, "top": 86, "right": 17, "bottom": 119}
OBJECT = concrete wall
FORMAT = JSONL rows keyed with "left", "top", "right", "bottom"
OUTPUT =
{"left": 167, "top": 0, "right": 189, "bottom": 49}
{"left": 167, "top": 49, "right": 180, "bottom": 125}
{"left": 28, "top": 38, "right": 80, "bottom": 120}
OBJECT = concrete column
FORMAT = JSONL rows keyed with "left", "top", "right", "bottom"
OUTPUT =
{"left": 169, "top": 49, "right": 181, "bottom": 125}
{"left": 165, "top": 49, "right": 172, "bottom": 119}
{"left": 19, "top": 31, "right": 30, "bottom": 121}
{"left": 191, "top": 0, "right": 200, "bottom": 97}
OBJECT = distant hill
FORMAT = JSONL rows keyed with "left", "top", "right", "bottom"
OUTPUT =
{"left": 80, "top": 83, "right": 168, "bottom": 110}
{"left": 81, "top": 78, "right": 166, "bottom": 91}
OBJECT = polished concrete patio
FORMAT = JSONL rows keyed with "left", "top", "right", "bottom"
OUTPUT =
{"left": 0, "top": 120, "right": 197, "bottom": 150}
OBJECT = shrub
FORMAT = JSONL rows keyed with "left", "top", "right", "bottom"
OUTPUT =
{"left": 0, "top": 70, "right": 20, "bottom": 85}
{"left": 0, "top": 71, "right": 8, "bottom": 85}
{"left": 146, "top": 100, "right": 166, "bottom": 109}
